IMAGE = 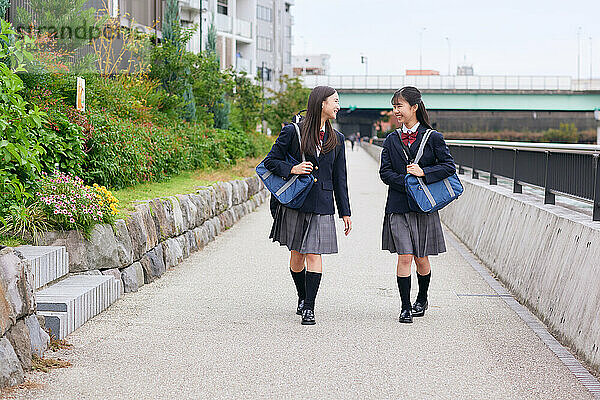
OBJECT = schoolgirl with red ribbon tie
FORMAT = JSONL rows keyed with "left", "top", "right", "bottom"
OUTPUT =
{"left": 379, "top": 86, "right": 456, "bottom": 323}
{"left": 264, "top": 86, "right": 352, "bottom": 325}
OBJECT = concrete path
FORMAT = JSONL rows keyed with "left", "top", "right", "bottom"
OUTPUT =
{"left": 16, "top": 145, "right": 594, "bottom": 399}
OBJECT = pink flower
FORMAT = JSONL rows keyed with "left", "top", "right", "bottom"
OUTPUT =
{"left": 69, "top": 218, "right": 75, "bottom": 223}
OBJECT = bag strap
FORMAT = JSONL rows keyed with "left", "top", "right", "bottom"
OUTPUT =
{"left": 414, "top": 129, "right": 434, "bottom": 164}
{"left": 292, "top": 122, "right": 306, "bottom": 162}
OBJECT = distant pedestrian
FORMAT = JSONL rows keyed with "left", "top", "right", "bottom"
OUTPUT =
{"left": 356, "top": 132, "right": 361, "bottom": 148}
{"left": 347, "top": 133, "right": 356, "bottom": 151}
{"left": 379, "top": 86, "right": 456, "bottom": 323}
{"left": 264, "top": 86, "right": 353, "bottom": 325}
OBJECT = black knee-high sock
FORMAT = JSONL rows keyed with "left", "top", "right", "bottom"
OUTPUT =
{"left": 397, "top": 276, "right": 411, "bottom": 311}
{"left": 304, "top": 271, "right": 322, "bottom": 311}
{"left": 290, "top": 268, "right": 306, "bottom": 300}
{"left": 416, "top": 272, "right": 431, "bottom": 303}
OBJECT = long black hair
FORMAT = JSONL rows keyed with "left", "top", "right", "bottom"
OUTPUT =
{"left": 300, "top": 86, "right": 339, "bottom": 155}
{"left": 391, "top": 86, "right": 433, "bottom": 130}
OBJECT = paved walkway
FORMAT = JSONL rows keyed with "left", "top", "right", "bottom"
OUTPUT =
{"left": 16, "top": 146, "right": 594, "bottom": 399}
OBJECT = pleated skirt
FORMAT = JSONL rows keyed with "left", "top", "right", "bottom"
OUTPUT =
{"left": 382, "top": 211, "right": 446, "bottom": 257}
{"left": 270, "top": 204, "right": 338, "bottom": 254}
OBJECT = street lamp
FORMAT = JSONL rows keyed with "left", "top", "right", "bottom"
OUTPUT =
{"left": 361, "top": 54, "right": 368, "bottom": 77}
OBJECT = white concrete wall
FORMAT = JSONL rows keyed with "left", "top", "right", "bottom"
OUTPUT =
{"left": 362, "top": 142, "right": 600, "bottom": 373}
{"left": 440, "top": 176, "right": 600, "bottom": 373}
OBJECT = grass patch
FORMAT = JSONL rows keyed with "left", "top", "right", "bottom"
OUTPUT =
{"left": 112, "top": 157, "right": 261, "bottom": 217}
{"left": 32, "top": 354, "right": 71, "bottom": 372}
{"left": 0, "top": 235, "right": 27, "bottom": 248}
{"left": 48, "top": 336, "right": 72, "bottom": 352}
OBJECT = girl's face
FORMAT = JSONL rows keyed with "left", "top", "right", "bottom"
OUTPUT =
{"left": 392, "top": 97, "right": 418, "bottom": 126}
{"left": 322, "top": 92, "right": 340, "bottom": 121}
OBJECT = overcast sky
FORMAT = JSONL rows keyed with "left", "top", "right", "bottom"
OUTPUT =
{"left": 291, "top": 0, "right": 600, "bottom": 78}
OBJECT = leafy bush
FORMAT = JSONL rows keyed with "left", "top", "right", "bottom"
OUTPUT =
{"left": 542, "top": 123, "right": 579, "bottom": 143}
{"left": 230, "top": 72, "right": 262, "bottom": 133}
{"left": 265, "top": 75, "right": 310, "bottom": 131}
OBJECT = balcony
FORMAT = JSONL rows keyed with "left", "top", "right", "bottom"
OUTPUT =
{"left": 179, "top": 0, "right": 201, "bottom": 10}
{"left": 236, "top": 57, "right": 252, "bottom": 74}
{"left": 216, "top": 13, "right": 232, "bottom": 33}
{"left": 235, "top": 18, "right": 252, "bottom": 38}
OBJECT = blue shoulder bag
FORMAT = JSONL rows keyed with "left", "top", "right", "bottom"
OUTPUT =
{"left": 401, "top": 129, "right": 464, "bottom": 213}
{"left": 255, "top": 122, "right": 314, "bottom": 209}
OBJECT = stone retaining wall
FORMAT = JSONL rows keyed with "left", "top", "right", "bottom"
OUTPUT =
{"left": 40, "top": 176, "right": 268, "bottom": 293}
{"left": 0, "top": 175, "right": 268, "bottom": 389}
{"left": 0, "top": 248, "right": 50, "bottom": 388}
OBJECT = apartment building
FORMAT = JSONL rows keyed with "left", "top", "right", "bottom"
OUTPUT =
{"left": 8, "top": 0, "right": 293, "bottom": 88}
{"left": 254, "top": 0, "right": 293, "bottom": 91}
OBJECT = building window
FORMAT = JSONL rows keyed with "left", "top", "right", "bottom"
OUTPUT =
{"left": 257, "top": 66, "right": 272, "bottom": 81}
{"left": 286, "top": 25, "right": 292, "bottom": 38}
{"left": 218, "top": 0, "right": 228, "bottom": 15}
{"left": 285, "top": 51, "right": 291, "bottom": 64}
{"left": 285, "top": 3, "right": 291, "bottom": 12}
{"left": 257, "top": 36, "right": 273, "bottom": 52}
{"left": 257, "top": 5, "right": 272, "bottom": 21}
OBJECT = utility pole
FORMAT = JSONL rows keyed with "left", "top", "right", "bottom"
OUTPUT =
{"left": 199, "top": 0, "right": 202, "bottom": 52}
{"left": 419, "top": 27, "right": 426, "bottom": 73}
{"left": 446, "top": 36, "right": 451, "bottom": 75}
{"left": 577, "top": 27, "right": 582, "bottom": 90}
{"left": 590, "top": 36, "right": 593, "bottom": 84}
{"left": 261, "top": 61, "right": 265, "bottom": 128}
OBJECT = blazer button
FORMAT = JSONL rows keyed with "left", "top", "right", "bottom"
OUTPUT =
{"left": 314, "top": 178, "right": 318, "bottom": 183}
{"left": 315, "top": 166, "right": 319, "bottom": 170}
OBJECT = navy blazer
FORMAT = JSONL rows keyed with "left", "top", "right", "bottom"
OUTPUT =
{"left": 264, "top": 123, "right": 351, "bottom": 218}
{"left": 379, "top": 124, "right": 456, "bottom": 214}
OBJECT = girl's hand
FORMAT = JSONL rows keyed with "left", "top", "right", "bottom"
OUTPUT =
{"left": 291, "top": 162, "right": 313, "bottom": 175}
{"left": 407, "top": 163, "right": 425, "bottom": 177}
{"left": 342, "top": 216, "right": 352, "bottom": 236}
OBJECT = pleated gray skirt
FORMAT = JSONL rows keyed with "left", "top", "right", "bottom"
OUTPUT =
{"left": 270, "top": 205, "right": 338, "bottom": 254}
{"left": 382, "top": 211, "right": 446, "bottom": 257}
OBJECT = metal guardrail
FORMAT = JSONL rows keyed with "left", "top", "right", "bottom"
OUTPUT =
{"left": 371, "top": 139, "right": 600, "bottom": 221}
{"left": 300, "top": 75, "right": 600, "bottom": 92}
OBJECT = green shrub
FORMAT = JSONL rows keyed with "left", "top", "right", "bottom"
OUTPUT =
{"left": 265, "top": 75, "right": 310, "bottom": 132}
{"left": 542, "top": 123, "right": 579, "bottom": 143}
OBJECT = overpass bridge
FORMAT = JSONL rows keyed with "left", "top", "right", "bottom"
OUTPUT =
{"left": 300, "top": 75, "right": 600, "bottom": 136}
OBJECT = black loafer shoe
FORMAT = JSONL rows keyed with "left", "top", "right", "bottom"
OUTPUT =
{"left": 412, "top": 300, "right": 428, "bottom": 317}
{"left": 296, "top": 299, "right": 305, "bottom": 315}
{"left": 301, "top": 309, "right": 316, "bottom": 325}
{"left": 399, "top": 308, "right": 413, "bottom": 323}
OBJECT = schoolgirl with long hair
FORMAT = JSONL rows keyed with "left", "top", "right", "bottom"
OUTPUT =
{"left": 264, "top": 86, "right": 352, "bottom": 325}
{"left": 379, "top": 86, "right": 456, "bottom": 323}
